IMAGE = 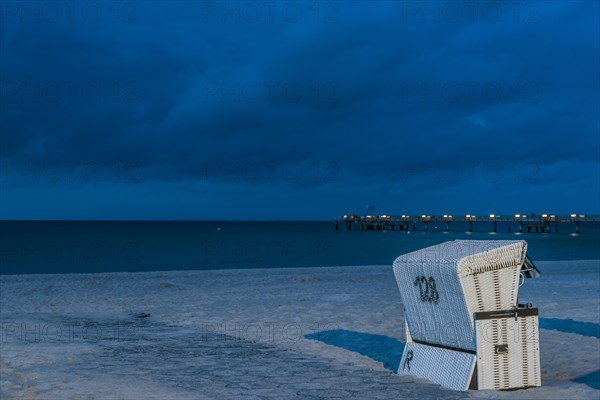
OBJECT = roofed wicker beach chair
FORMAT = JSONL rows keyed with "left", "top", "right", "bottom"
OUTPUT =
{"left": 393, "top": 240, "right": 541, "bottom": 391}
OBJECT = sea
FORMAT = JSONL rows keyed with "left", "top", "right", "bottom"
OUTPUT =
{"left": 1, "top": 220, "right": 599, "bottom": 275}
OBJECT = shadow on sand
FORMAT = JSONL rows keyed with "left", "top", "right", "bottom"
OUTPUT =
{"left": 307, "top": 319, "right": 600, "bottom": 391}
{"left": 304, "top": 329, "right": 404, "bottom": 372}
{"left": 539, "top": 317, "right": 600, "bottom": 339}
{"left": 573, "top": 370, "right": 600, "bottom": 391}
{"left": 539, "top": 317, "right": 600, "bottom": 390}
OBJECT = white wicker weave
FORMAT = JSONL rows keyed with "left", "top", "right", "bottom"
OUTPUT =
{"left": 393, "top": 240, "right": 527, "bottom": 351}
{"left": 398, "top": 342, "right": 476, "bottom": 391}
{"left": 475, "top": 311, "right": 541, "bottom": 390}
{"left": 394, "top": 240, "right": 540, "bottom": 391}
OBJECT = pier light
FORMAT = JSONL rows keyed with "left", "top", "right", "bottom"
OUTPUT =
{"left": 443, "top": 214, "right": 448, "bottom": 218}
{"left": 541, "top": 214, "right": 553, "bottom": 222}
{"left": 515, "top": 214, "right": 520, "bottom": 218}
{"left": 579, "top": 214, "right": 585, "bottom": 219}
{"left": 422, "top": 215, "right": 427, "bottom": 218}
{"left": 570, "top": 214, "right": 577, "bottom": 218}
{"left": 489, "top": 214, "right": 495, "bottom": 219}
{"left": 466, "top": 214, "right": 471, "bottom": 218}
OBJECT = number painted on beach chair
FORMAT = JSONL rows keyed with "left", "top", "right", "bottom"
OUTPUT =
{"left": 414, "top": 276, "right": 440, "bottom": 304}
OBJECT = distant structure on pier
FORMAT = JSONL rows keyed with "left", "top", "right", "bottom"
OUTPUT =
{"left": 337, "top": 213, "right": 598, "bottom": 234}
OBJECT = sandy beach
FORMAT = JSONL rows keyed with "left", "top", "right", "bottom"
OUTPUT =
{"left": 1, "top": 260, "right": 599, "bottom": 399}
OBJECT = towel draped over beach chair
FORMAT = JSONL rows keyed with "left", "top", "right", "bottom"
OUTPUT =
{"left": 393, "top": 240, "right": 541, "bottom": 391}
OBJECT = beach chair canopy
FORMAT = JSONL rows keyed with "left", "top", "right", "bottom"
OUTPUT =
{"left": 393, "top": 240, "right": 528, "bottom": 351}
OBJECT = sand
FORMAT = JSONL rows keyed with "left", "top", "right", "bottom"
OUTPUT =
{"left": 1, "top": 260, "right": 599, "bottom": 399}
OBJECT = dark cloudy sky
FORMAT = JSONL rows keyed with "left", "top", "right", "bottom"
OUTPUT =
{"left": 1, "top": 1, "right": 598, "bottom": 220}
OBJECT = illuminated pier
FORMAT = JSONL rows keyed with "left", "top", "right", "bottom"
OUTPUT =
{"left": 336, "top": 213, "right": 599, "bottom": 233}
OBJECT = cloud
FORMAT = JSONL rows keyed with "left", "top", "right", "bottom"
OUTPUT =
{"left": 1, "top": 1, "right": 598, "bottom": 218}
